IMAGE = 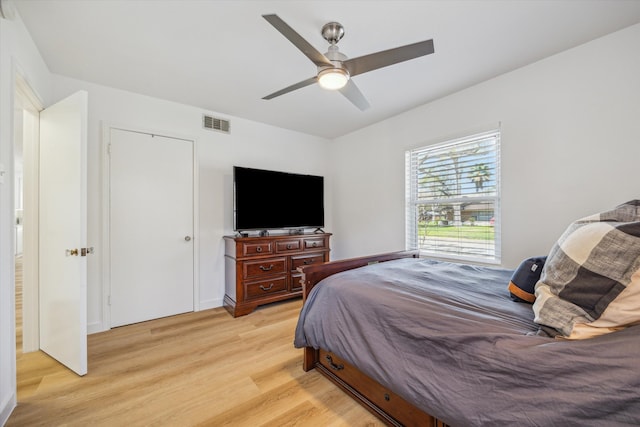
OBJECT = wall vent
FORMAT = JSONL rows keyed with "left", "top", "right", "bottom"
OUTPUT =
{"left": 203, "top": 114, "right": 230, "bottom": 134}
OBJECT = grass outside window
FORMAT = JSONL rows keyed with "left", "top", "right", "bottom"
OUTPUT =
{"left": 419, "top": 223, "right": 494, "bottom": 241}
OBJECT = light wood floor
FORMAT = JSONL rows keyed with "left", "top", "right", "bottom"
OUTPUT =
{"left": 9, "top": 258, "right": 381, "bottom": 426}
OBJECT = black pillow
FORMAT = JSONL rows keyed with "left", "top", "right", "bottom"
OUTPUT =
{"left": 508, "top": 256, "right": 547, "bottom": 303}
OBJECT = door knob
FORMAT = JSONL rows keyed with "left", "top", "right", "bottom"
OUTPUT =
{"left": 184, "top": 236, "right": 192, "bottom": 242}
{"left": 66, "top": 248, "right": 79, "bottom": 256}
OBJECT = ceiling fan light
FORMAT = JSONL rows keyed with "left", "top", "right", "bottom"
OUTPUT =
{"left": 318, "top": 68, "right": 349, "bottom": 90}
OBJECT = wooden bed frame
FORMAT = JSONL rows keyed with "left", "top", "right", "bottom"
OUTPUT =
{"left": 298, "top": 251, "right": 450, "bottom": 427}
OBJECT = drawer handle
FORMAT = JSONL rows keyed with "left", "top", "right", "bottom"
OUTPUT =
{"left": 303, "top": 259, "right": 315, "bottom": 265}
{"left": 256, "top": 247, "right": 263, "bottom": 253}
{"left": 312, "top": 242, "right": 318, "bottom": 247}
{"left": 325, "top": 355, "right": 344, "bottom": 371}
{"left": 286, "top": 244, "right": 292, "bottom": 249}
{"left": 259, "top": 284, "right": 274, "bottom": 291}
{"left": 259, "top": 264, "right": 274, "bottom": 271}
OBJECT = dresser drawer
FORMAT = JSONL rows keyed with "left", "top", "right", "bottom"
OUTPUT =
{"left": 245, "top": 277, "right": 287, "bottom": 300}
{"left": 290, "top": 273, "right": 304, "bottom": 292}
{"left": 241, "top": 241, "right": 273, "bottom": 257}
{"left": 275, "top": 239, "right": 301, "bottom": 253}
{"left": 243, "top": 257, "right": 287, "bottom": 279}
{"left": 303, "top": 238, "right": 326, "bottom": 250}
{"left": 291, "top": 254, "right": 325, "bottom": 271}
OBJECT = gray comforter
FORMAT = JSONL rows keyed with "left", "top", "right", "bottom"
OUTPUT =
{"left": 294, "top": 258, "right": 640, "bottom": 426}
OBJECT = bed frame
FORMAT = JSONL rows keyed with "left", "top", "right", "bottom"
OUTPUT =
{"left": 298, "top": 251, "right": 450, "bottom": 427}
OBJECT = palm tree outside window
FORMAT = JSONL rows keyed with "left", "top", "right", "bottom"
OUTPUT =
{"left": 405, "top": 130, "right": 501, "bottom": 263}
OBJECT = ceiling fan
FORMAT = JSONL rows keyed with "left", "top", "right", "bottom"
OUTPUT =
{"left": 262, "top": 14, "right": 435, "bottom": 111}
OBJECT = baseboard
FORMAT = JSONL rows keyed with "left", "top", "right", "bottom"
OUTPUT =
{"left": 87, "top": 321, "right": 106, "bottom": 335}
{"left": 88, "top": 299, "right": 223, "bottom": 335}
{"left": 198, "top": 297, "right": 223, "bottom": 311}
{"left": 0, "top": 392, "right": 16, "bottom": 426}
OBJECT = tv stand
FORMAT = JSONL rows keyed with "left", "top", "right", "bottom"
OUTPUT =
{"left": 223, "top": 232, "right": 331, "bottom": 317}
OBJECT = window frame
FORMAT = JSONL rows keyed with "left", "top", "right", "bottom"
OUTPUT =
{"left": 405, "top": 130, "right": 501, "bottom": 264}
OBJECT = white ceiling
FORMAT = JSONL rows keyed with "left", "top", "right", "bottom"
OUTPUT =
{"left": 13, "top": 0, "right": 640, "bottom": 139}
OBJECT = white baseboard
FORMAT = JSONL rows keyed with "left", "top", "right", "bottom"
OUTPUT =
{"left": 197, "top": 298, "right": 223, "bottom": 311}
{"left": 87, "top": 299, "right": 223, "bottom": 335}
{"left": 87, "top": 321, "right": 107, "bottom": 335}
{"left": 1, "top": 392, "right": 16, "bottom": 426}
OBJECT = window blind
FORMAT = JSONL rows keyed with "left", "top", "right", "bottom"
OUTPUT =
{"left": 406, "top": 130, "right": 501, "bottom": 263}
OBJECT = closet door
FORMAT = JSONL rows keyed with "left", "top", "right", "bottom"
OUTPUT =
{"left": 109, "top": 128, "right": 194, "bottom": 327}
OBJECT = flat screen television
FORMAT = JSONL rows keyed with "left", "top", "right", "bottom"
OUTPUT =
{"left": 233, "top": 166, "right": 324, "bottom": 232}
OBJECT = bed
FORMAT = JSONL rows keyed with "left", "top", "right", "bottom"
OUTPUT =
{"left": 294, "top": 200, "right": 640, "bottom": 427}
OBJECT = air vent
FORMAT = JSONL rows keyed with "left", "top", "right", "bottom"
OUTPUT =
{"left": 203, "top": 114, "right": 230, "bottom": 134}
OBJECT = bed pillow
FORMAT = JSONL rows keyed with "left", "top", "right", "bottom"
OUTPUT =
{"left": 508, "top": 256, "right": 547, "bottom": 303}
{"left": 533, "top": 200, "right": 640, "bottom": 339}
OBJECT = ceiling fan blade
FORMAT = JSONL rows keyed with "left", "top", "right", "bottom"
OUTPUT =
{"left": 339, "top": 80, "right": 370, "bottom": 111}
{"left": 262, "top": 14, "right": 333, "bottom": 68}
{"left": 263, "top": 76, "right": 318, "bottom": 100}
{"left": 343, "top": 39, "right": 434, "bottom": 77}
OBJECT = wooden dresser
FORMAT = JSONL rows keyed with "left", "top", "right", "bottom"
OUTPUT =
{"left": 223, "top": 233, "right": 331, "bottom": 317}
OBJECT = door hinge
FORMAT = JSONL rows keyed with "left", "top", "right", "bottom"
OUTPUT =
{"left": 107, "top": 143, "right": 111, "bottom": 155}
{"left": 107, "top": 295, "right": 111, "bottom": 306}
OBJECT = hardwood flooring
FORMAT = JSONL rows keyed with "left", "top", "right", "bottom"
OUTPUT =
{"left": 9, "top": 260, "right": 381, "bottom": 427}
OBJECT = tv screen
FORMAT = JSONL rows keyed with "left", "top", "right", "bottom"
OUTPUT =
{"left": 233, "top": 166, "right": 324, "bottom": 231}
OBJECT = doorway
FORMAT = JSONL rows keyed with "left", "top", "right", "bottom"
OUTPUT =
{"left": 14, "top": 75, "right": 41, "bottom": 356}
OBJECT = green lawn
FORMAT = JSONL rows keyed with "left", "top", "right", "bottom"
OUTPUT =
{"left": 419, "top": 224, "right": 494, "bottom": 240}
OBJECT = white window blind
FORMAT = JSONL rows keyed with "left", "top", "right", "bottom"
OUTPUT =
{"left": 405, "top": 130, "right": 501, "bottom": 263}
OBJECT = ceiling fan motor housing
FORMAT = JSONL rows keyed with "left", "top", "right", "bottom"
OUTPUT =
{"left": 321, "top": 22, "right": 345, "bottom": 45}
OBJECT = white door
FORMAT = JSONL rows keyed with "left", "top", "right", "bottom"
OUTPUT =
{"left": 39, "top": 91, "right": 88, "bottom": 376}
{"left": 109, "top": 128, "right": 194, "bottom": 327}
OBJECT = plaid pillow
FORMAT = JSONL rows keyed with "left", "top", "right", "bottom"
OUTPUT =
{"left": 533, "top": 200, "right": 640, "bottom": 339}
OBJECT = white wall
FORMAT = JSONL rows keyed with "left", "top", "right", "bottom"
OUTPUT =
{"left": 51, "top": 76, "right": 331, "bottom": 333}
{"left": 330, "top": 23, "right": 640, "bottom": 267}
{"left": 0, "top": 10, "right": 51, "bottom": 425}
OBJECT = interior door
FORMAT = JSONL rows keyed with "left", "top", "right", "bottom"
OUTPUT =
{"left": 38, "top": 91, "right": 88, "bottom": 376}
{"left": 109, "top": 128, "right": 194, "bottom": 327}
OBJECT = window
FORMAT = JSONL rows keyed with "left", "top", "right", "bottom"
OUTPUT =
{"left": 405, "top": 130, "right": 500, "bottom": 263}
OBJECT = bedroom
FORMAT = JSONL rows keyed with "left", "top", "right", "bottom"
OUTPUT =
{"left": 1, "top": 0, "right": 640, "bottom": 425}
